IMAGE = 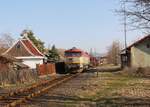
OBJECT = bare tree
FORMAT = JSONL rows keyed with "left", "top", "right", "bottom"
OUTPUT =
{"left": 119, "top": 0, "right": 150, "bottom": 32}
{"left": 0, "top": 33, "right": 15, "bottom": 48}
{"left": 0, "top": 33, "right": 15, "bottom": 54}
{"left": 107, "top": 41, "right": 121, "bottom": 65}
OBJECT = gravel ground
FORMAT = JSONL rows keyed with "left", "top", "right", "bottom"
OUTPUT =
{"left": 22, "top": 70, "right": 150, "bottom": 107}
{"left": 22, "top": 72, "right": 97, "bottom": 107}
{"left": 1, "top": 67, "right": 149, "bottom": 107}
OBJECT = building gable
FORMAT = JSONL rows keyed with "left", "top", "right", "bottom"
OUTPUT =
{"left": 4, "top": 40, "right": 33, "bottom": 57}
{"left": 4, "top": 36, "right": 44, "bottom": 58}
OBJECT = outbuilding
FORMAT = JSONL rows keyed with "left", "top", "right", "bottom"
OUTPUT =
{"left": 121, "top": 35, "right": 150, "bottom": 68}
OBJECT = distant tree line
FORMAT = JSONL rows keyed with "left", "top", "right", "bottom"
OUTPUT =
{"left": 0, "top": 33, "right": 15, "bottom": 54}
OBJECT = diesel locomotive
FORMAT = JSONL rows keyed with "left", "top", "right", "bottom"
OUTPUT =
{"left": 64, "top": 47, "right": 90, "bottom": 73}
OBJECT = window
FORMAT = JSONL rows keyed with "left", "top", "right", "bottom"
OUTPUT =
{"left": 16, "top": 44, "right": 21, "bottom": 49}
{"left": 146, "top": 44, "right": 150, "bottom": 48}
{"left": 65, "top": 52, "right": 81, "bottom": 57}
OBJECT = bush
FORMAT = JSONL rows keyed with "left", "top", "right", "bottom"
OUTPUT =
{"left": 18, "top": 69, "right": 38, "bottom": 83}
{"left": 121, "top": 67, "right": 150, "bottom": 77}
{"left": 0, "top": 65, "right": 38, "bottom": 85}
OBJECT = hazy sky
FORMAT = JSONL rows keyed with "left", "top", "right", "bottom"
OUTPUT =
{"left": 0, "top": 0, "right": 144, "bottom": 53}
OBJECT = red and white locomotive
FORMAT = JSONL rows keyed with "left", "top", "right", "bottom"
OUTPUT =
{"left": 64, "top": 47, "right": 90, "bottom": 72}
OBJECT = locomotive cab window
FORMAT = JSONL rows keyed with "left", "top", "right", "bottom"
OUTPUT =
{"left": 65, "top": 52, "right": 81, "bottom": 57}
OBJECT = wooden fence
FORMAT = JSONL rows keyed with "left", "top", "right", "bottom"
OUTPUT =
{"left": 36, "top": 63, "right": 56, "bottom": 76}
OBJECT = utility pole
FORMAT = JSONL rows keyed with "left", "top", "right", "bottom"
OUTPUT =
{"left": 123, "top": 1, "right": 128, "bottom": 66}
{"left": 123, "top": 1, "right": 127, "bottom": 50}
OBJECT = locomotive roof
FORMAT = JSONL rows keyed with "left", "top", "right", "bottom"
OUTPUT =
{"left": 65, "top": 47, "right": 90, "bottom": 57}
{"left": 65, "top": 47, "right": 82, "bottom": 53}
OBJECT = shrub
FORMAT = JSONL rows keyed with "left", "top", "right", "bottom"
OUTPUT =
{"left": 121, "top": 67, "right": 150, "bottom": 77}
{"left": 0, "top": 65, "right": 38, "bottom": 86}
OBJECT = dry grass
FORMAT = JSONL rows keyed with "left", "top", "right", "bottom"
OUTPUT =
{"left": 0, "top": 67, "right": 38, "bottom": 86}
{"left": 120, "top": 67, "right": 150, "bottom": 77}
{"left": 21, "top": 72, "right": 150, "bottom": 106}
{"left": 74, "top": 72, "right": 150, "bottom": 101}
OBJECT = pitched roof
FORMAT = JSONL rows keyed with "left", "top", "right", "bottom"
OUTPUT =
{"left": 127, "top": 35, "right": 150, "bottom": 49}
{"left": 3, "top": 37, "right": 44, "bottom": 57}
{"left": 121, "top": 35, "right": 150, "bottom": 54}
{"left": 21, "top": 39, "right": 43, "bottom": 56}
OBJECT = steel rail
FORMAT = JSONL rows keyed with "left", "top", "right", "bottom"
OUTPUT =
{"left": 0, "top": 73, "right": 80, "bottom": 107}
{"left": 0, "top": 76, "right": 57, "bottom": 100}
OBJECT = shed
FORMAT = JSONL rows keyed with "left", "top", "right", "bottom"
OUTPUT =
{"left": 0, "top": 55, "right": 16, "bottom": 71}
{"left": 0, "top": 55, "right": 29, "bottom": 69}
{"left": 121, "top": 35, "right": 150, "bottom": 68}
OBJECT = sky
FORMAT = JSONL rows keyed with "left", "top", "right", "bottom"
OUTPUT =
{"left": 0, "top": 0, "right": 144, "bottom": 53}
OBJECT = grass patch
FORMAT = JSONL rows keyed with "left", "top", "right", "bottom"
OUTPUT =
{"left": 77, "top": 72, "right": 150, "bottom": 101}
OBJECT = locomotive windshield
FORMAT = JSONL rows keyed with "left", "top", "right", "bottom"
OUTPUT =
{"left": 65, "top": 52, "right": 81, "bottom": 57}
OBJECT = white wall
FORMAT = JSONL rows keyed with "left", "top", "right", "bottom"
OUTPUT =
{"left": 22, "top": 58, "right": 43, "bottom": 69}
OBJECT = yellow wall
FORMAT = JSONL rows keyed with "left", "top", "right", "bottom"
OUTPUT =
{"left": 131, "top": 39, "right": 150, "bottom": 67}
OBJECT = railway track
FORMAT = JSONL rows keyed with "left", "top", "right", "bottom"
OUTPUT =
{"left": 0, "top": 73, "right": 81, "bottom": 107}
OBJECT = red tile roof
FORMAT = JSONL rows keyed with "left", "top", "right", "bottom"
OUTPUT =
{"left": 21, "top": 39, "right": 43, "bottom": 56}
